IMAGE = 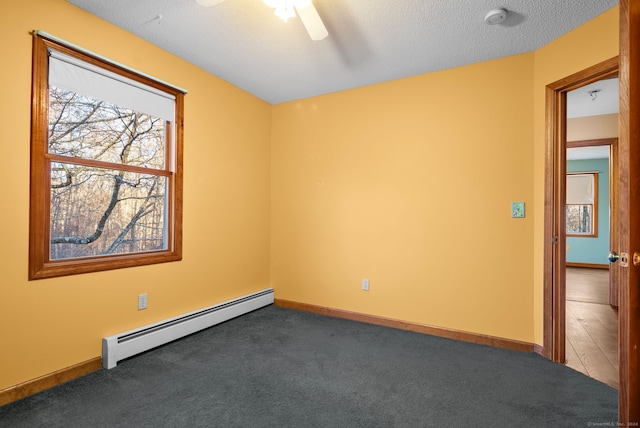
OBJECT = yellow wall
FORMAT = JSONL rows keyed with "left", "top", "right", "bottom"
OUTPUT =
{"left": 0, "top": 0, "right": 271, "bottom": 390}
{"left": 0, "top": 0, "right": 620, "bottom": 392}
{"left": 271, "top": 6, "right": 619, "bottom": 346}
{"left": 532, "top": 7, "right": 619, "bottom": 344}
{"left": 271, "top": 53, "right": 536, "bottom": 341}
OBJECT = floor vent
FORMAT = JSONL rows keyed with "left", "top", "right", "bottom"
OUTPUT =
{"left": 102, "top": 288, "right": 274, "bottom": 369}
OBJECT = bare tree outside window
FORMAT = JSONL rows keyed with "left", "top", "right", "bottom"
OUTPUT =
{"left": 566, "top": 204, "right": 593, "bottom": 235}
{"left": 48, "top": 88, "right": 167, "bottom": 260}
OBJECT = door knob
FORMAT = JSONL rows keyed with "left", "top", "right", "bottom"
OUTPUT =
{"left": 609, "top": 251, "right": 629, "bottom": 267}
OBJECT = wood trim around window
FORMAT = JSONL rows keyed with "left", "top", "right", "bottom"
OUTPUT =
{"left": 29, "top": 34, "right": 184, "bottom": 280}
{"left": 566, "top": 171, "right": 598, "bottom": 237}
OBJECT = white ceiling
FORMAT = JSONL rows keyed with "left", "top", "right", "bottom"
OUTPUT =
{"left": 567, "top": 78, "right": 619, "bottom": 119}
{"left": 566, "top": 77, "right": 618, "bottom": 161}
{"left": 67, "top": 0, "right": 618, "bottom": 105}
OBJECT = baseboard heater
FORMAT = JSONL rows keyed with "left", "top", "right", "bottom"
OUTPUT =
{"left": 102, "top": 288, "right": 274, "bottom": 369}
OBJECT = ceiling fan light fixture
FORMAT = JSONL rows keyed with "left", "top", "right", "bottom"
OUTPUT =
{"left": 263, "top": 0, "right": 312, "bottom": 22}
{"left": 275, "top": 5, "right": 295, "bottom": 22}
{"left": 261, "top": 0, "right": 328, "bottom": 40}
{"left": 195, "top": 0, "right": 227, "bottom": 6}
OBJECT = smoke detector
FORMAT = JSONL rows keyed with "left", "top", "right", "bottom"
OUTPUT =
{"left": 485, "top": 8, "right": 507, "bottom": 25}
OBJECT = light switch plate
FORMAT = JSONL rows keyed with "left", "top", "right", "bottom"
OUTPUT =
{"left": 512, "top": 202, "right": 525, "bottom": 218}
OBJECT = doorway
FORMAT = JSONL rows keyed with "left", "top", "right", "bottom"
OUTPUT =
{"left": 564, "top": 129, "right": 618, "bottom": 387}
{"left": 562, "top": 91, "right": 619, "bottom": 386}
{"left": 542, "top": 56, "right": 618, "bottom": 369}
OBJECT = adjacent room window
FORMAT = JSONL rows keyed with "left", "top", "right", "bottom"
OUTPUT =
{"left": 566, "top": 172, "right": 598, "bottom": 237}
{"left": 29, "top": 33, "right": 185, "bottom": 279}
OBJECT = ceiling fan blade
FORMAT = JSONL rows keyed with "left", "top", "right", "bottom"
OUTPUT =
{"left": 196, "top": 0, "right": 228, "bottom": 7}
{"left": 295, "top": 2, "right": 328, "bottom": 41}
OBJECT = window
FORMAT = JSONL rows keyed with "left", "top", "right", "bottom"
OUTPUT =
{"left": 566, "top": 172, "right": 598, "bottom": 237}
{"left": 29, "top": 33, "right": 185, "bottom": 280}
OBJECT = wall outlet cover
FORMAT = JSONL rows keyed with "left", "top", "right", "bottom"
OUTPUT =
{"left": 512, "top": 202, "right": 525, "bottom": 218}
{"left": 138, "top": 293, "right": 148, "bottom": 310}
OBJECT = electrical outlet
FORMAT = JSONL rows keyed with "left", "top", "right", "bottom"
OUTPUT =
{"left": 362, "top": 279, "right": 370, "bottom": 291}
{"left": 138, "top": 293, "right": 148, "bottom": 310}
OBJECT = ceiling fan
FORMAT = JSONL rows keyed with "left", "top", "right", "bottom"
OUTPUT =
{"left": 196, "top": 0, "right": 328, "bottom": 41}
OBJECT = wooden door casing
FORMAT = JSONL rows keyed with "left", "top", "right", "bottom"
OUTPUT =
{"left": 618, "top": 0, "right": 640, "bottom": 422}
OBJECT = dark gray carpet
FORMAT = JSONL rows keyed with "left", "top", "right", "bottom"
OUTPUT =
{"left": 1, "top": 305, "right": 617, "bottom": 427}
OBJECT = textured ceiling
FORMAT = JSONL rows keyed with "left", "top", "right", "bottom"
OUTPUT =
{"left": 67, "top": 0, "right": 618, "bottom": 104}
